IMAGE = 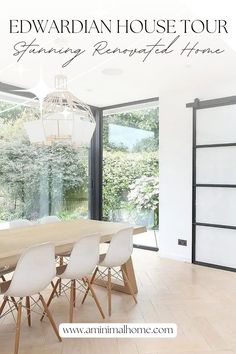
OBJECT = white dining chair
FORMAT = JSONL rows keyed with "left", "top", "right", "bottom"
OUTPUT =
{"left": 41, "top": 234, "right": 105, "bottom": 323}
{"left": 39, "top": 215, "right": 63, "bottom": 289}
{"left": 39, "top": 215, "right": 61, "bottom": 224}
{"left": 82, "top": 227, "right": 137, "bottom": 316}
{"left": 0, "top": 243, "right": 61, "bottom": 354}
{"left": 1, "top": 219, "right": 33, "bottom": 282}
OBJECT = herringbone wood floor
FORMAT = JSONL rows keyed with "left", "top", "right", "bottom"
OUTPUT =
{"left": 1, "top": 248, "right": 236, "bottom": 354}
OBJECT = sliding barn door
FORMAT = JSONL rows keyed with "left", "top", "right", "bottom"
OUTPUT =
{"left": 190, "top": 97, "right": 236, "bottom": 271}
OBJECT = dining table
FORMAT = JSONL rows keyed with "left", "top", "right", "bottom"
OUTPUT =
{"left": 0, "top": 218, "right": 146, "bottom": 294}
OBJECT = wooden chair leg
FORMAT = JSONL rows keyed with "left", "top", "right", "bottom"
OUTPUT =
{"left": 10, "top": 297, "right": 18, "bottom": 311}
{"left": 108, "top": 267, "right": 112, "bottom": 316}
{"left": 0, "top": 296, "right": 8, "bottom": 316}
{"left": 0, "top": 296, "right": 17, "bottom": 314}
{"left": 26, "top": 296, "right": 31, "bottom": 327}
{"left": 14, "top": 299, "right": 22, "bottom": 354}
{"left": 69, "top": 280, "right": 74, "bottom": 323}
{"left": 81, "top": 267, "right": 98, "bottom": 304}
{"left": 90, "top": 267, "right": 99, "bottom": 285}
{"left": 59, "top": 257, "right": 63, "bottom": 295}
{"left": 41, "top": 278, "right": 60, "bottom": 321}
{"left": 73, "top": 280, "right": 76, "bottom": 308}
{"left": 39, "top": 294, "right": 61, "bottom": 342}
{"left": 51, "top": 281, "right": 59, "bottom": 297}
{"left": 58, "top": 279, "right": 62, "bottom": 296}
{"left": 122, "top": 268, "right": 137, "bottom": 304}
{"left": 85, "top": 277, "right": 105, "bottom": 319}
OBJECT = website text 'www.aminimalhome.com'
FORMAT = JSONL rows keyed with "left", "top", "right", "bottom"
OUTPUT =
{"left": 59, "top": 323, "right": 177, "bottom": 338}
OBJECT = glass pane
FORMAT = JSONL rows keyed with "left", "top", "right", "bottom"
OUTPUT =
{"left": 196, "top": 105, "right": 236, "bottom": 145}
{"left": 196, "top": 187, "right": 236, "bottom": 226}
{"left": 196, "top": 146, "right": 236, "bottom": 184}
{"left": 196, "top": 226, "right": 236, "bottom": 268}
{"left": 0, "top": 98, "right": 89, "bottom": 229}
{"left": 102, "top": 105, "right": 159, "bottom": 248}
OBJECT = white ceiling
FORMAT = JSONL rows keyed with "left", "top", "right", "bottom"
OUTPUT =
{"left": 0, "top": 0, "right": 236, "bottom": 107}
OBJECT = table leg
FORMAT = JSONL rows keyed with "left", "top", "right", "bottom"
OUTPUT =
{"left": 121, "top": 257, "right": 138, "bottom": 294}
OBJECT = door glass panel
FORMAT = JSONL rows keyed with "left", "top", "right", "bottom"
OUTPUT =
{"left": 196, "top": 187, "right": 236, "bottom": 226}
{"left": 196, "top": 105, "right": 236, "bottom": 145}
{"left": 196, "top": 226, "right": 236, "bottom": 268}
{"left": 196, "top": 146, "right": 236, "bottom": 184}
{"left": 102, "top": 104, "right": 159, "bottom": 248}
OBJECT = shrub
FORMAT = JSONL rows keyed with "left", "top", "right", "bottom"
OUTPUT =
{"left": 103, "top": 151, "right": 158, "bottom": 219}
{"left": 128, "top": 176, "right": 159, "bottom": 210}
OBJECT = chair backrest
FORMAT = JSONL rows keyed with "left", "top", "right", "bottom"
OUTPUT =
{"left": 9, "top": 219, "right": 32, "bottom": 229}
{"left": 61, "top": 234, "right": 100, "bottom": 280}
{"left": 101, "top": 227, "right": 134, "bottom": 267}
{"left": 39, "top": 215, "right": 61, "bottom": 224}
{"left": 5, "top": 243, "right": 56, "bottom": 297}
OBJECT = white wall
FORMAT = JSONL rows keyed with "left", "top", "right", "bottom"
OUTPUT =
{"left": 158, "top": 79, "right": 236, "bottom": 262}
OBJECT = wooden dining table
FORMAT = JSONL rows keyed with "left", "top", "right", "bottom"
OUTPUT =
{"left": 0, "top": 218, "right": 146, "bottom": 294}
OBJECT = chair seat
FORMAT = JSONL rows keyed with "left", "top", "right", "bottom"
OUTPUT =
{"left": 99, "top": 253, "right": 121, "bottom": 268}
{"left": 56, "top": 264, "right": 87, "bottom": 280}
{"left": 56, "top": 264, "right": 95, "bottom": 280}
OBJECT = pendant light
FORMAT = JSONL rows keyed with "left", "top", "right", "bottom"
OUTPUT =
{"left": 24, "top": 75, "right": 96, "bottom": 146}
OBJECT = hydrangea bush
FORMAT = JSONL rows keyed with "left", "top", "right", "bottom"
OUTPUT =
{"left": 128, "top": 176, "right": 159, "bottom": 211}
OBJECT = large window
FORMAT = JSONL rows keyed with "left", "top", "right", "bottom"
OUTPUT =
{"left": 0, "top": 92, "right": 159, "bottom": 250}
{"left": 0, "top": 97, "right": 89, "bottom": 224}
{"left": 102, "top": 103, "right": 159, "bottom": 249}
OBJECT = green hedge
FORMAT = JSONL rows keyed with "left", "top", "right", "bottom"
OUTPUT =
{"left": 103, "top": 150, "right": 159, "bottom": 219}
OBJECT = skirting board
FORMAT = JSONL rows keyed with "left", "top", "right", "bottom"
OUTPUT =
{"left": 158, "top": 251, "right": 191, "bottom": 263}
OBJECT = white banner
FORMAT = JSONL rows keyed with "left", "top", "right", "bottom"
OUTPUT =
{"left": 59, "top": 323, "right": 177, "bottom": 338}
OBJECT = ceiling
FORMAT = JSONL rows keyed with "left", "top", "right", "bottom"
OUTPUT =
{"left": 0, "top": 0, "right": 236, "bottom": 107}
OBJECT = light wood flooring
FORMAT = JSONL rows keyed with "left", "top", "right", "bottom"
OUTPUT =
{"left": 1, "top": 248, "right": 236, "bottom": 354}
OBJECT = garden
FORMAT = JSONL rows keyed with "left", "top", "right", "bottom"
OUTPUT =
{"left": 0, "top": 100, "right": 159, "bottom": 228}
{"left": 102, "top": 107, "right": 159, "bottom": 227}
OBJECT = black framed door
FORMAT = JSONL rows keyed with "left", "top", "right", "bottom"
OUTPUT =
{"left": 187, "top": 96, "right": 236, "bottom": 271}
{"left": 101, "top": 98, "right": 159, "bottom": 251}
